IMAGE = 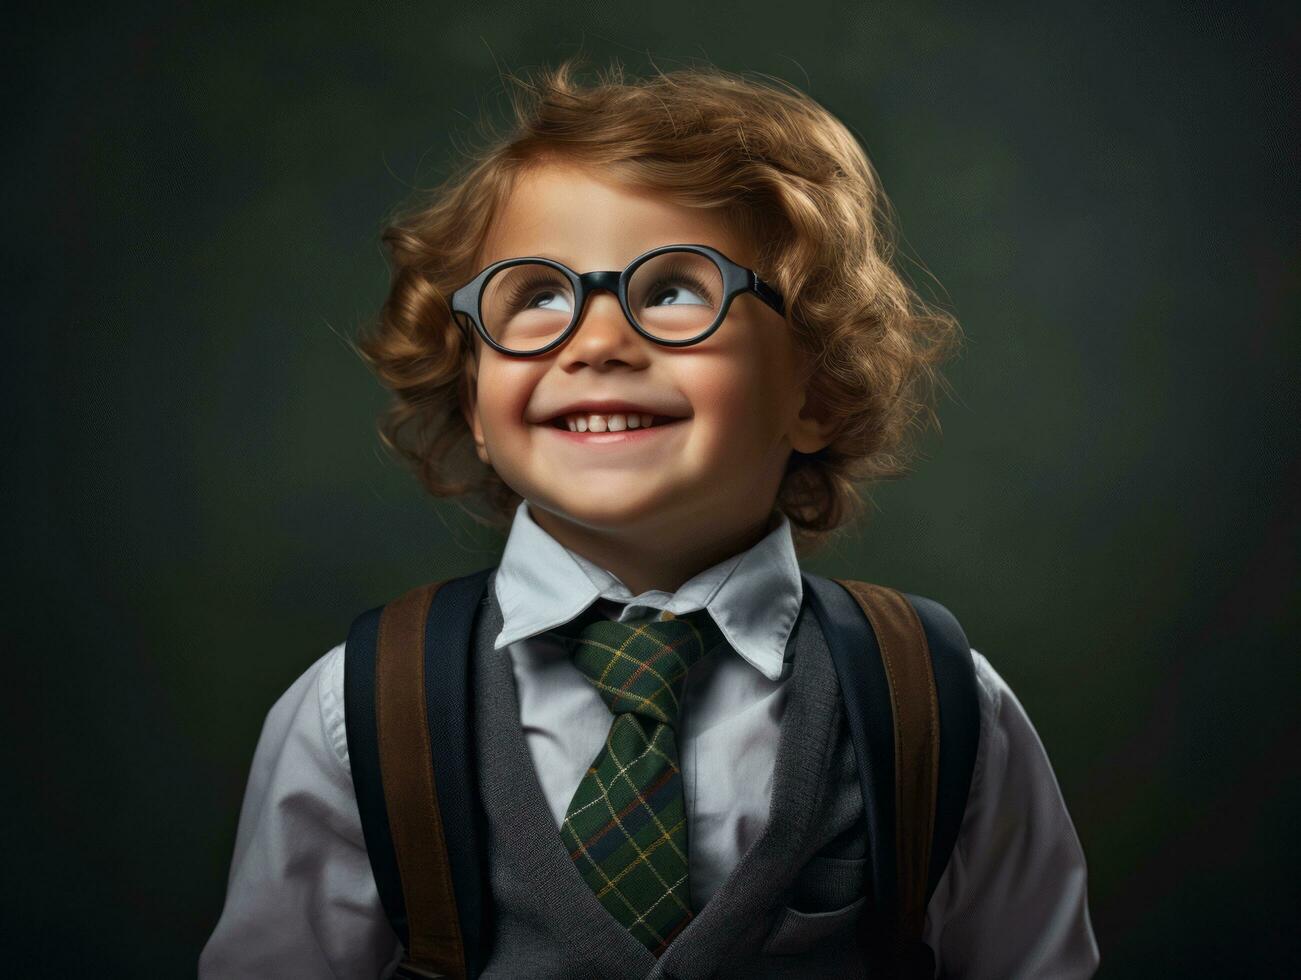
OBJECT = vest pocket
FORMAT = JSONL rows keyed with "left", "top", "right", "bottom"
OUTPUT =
{"left": 789, "top": 854, "right": 867, "bottom": 912}
{"left": 761, "top": 894, "right": 869, "bottom": 956}
{"left": 762, "top": 854, "right": 868, "bottom": 957}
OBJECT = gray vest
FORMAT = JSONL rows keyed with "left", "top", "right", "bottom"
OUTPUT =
{"left": 472, "top": 569, "right": 869, "bottom": 980}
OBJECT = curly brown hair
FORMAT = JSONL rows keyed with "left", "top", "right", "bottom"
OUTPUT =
{"left": 354, "top": 58, "right": 962, "bottom": 558}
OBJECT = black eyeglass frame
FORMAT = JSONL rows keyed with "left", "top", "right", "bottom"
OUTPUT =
{"left": 449, "top": 242, "right": 786, "bottom": 358}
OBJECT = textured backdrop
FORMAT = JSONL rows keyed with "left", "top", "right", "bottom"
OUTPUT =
{"left": 10, "top": 1, "right": 1296, "bottom": 976}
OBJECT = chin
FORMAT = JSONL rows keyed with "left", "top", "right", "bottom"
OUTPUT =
{"left": 534, "top": 493, "right": 669, "bottom": 532}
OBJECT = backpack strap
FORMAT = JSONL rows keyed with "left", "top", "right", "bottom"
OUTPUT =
{"left": 343, "top": 568, "right": 494, "bottom": 980}
{"left": 838, "top": 581, "right": 939, "bottom": 940}
{"left": 347, "top": 569, "right": 976, "bottom": 977}
{"left": 802, "top": 573, "right": 980, "bottom": 978}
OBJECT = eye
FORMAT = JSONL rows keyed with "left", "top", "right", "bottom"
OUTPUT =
{"left": 530, "top": 290, "right": 569, "bottom": 312}
{"left": 503, "top": 273, "right": 574, "bottom": 315}
{"left": 627, "top": 254, "right": 723, "bottom": 335}
{"left": 645, "top": 269, "right": 718, "bottom": 307}
{"left": 646, "top": 281, "right": 712, "bottom": 307}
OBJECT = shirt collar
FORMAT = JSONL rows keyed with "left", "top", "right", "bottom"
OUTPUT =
{"left": 492, "top": 500, "right": 803, "bottom": 681}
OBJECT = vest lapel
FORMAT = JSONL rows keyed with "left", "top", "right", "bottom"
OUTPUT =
{"left": 473, "top": 570, "right": 659, "bottom": 979}
{"left": 649, "top": 596, "right": 844, "bottom": 979}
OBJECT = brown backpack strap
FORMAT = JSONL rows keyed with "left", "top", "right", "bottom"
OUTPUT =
{"left": 834, "top": 580, "right": 941, "bottom": 948}
{"left": 375, "top": 581, "right": 465, "bottom": 979}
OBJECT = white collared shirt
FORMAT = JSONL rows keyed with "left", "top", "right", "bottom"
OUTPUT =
{"left": 201, "top": 501, "right": 1100, "bottom": 979}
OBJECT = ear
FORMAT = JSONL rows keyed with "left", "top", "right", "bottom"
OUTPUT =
{"left": 459, "top": 355, "right": 492, "bottom": 467}
{"left": 789, "top": 384, "right": 837, "bottom": 455}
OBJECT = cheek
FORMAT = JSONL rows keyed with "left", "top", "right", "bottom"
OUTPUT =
{"left": 681, "top": 362, "right": 773, "bottom": 450}
{"left": 474, "top": 361, "right": 538, "bottom": 434}
{"left": 682, "top": 340, "right": 799, "bottom": 458}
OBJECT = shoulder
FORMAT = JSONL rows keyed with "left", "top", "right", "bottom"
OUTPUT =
{"left": 925, "top": 649, "right": 1100, "bottom": 976}
{"left": 962, "top": 648, "right": 1047, "bottom": 809}
{"left": 256, "top": 641, "right": 350, "bottom": 777}
{"left": 965, "top": 648, "right": 1061, "bottom": 801}
{"left": 958, "top": 648, "right": 1093, "bottom": 905}
{"left": 969, "top": 649, "right": 1006, "bottom": 761}
{"left": 201, "top": 640, "right": 399, "bottom": 977}
{"left": 316, "top": 640, "right": 350, "bottom": 771}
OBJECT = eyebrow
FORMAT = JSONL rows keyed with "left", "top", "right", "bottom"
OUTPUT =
{"left": 483, "top": 245, "right": 711, "bottom": 270}
{"left": 481, "top": 250, "right": 569, "bottom": 267}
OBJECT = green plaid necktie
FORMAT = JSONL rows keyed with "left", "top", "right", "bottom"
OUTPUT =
{"left": 545, "top": 605, "right": 728, "bottom": 957}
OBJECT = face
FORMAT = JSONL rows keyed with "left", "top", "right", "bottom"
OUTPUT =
{"left": 462, "top": 162, "right": 833, "bottom": 584}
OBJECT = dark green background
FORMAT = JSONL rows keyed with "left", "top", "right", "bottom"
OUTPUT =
{"left": 12, "top": 1, "right": 1297, "bottom": 976}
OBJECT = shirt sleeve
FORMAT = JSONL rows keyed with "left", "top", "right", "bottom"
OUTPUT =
{"left": 199, "top": 642, "right": 404, "bottom": 979}
{"left": 922, "top": 649, "right": 1101, "bottom": 979}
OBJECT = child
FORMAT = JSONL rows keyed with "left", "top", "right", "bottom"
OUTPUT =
{"left": 201, "top": 60, "right": 1099, "bottom": 978}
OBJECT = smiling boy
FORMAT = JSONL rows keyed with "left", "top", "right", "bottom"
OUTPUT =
{"left": 461, "top": 163, "right": 831, "bottom": 596}
{"left": 201, "top": 61, "right": 1099, "bottom": 978}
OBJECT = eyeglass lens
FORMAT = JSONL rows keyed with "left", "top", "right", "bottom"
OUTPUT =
{"left": 479, "top": 250, "right": 725, "bottom": 352}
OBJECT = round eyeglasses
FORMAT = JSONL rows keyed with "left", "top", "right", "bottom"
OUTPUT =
{"left": 449, "top": 243, "right": 786, "bottom": 357}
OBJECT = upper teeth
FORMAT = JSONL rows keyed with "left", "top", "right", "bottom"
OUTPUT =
{"left": 560, "top": 412, "right": 658, "bottom": 432}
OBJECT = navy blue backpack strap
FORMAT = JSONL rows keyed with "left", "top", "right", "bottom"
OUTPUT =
{"left": 802, "top": 572, "right": 980, "bottom": 977}
{"left": 904, "top": 591, "right": 981, "bottom": 901}
{"left": 344, "top": 567, "right": 494, "bottom": 979}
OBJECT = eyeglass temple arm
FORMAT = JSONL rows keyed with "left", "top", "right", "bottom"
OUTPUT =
{"left": 751, "top": 273, "right": 786, "bottom": 317}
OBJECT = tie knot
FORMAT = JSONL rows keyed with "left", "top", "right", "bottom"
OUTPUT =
{"left": 548, "top": 607, "right": 727, "bottom": 726}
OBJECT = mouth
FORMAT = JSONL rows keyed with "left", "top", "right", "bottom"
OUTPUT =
{"left": 543, "top": 411, "right": 692, "bottom": 429}
{"left": 537, "top": 414, "right": 689, "bottom": 445}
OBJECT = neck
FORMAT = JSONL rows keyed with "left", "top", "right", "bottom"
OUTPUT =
{"left": 526, "top": 502, "right": 780, "bottom": 597}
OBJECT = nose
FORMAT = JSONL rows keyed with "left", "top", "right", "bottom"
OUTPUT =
{"left": 559, "top": 288, "right": 646, "bottom": 366}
